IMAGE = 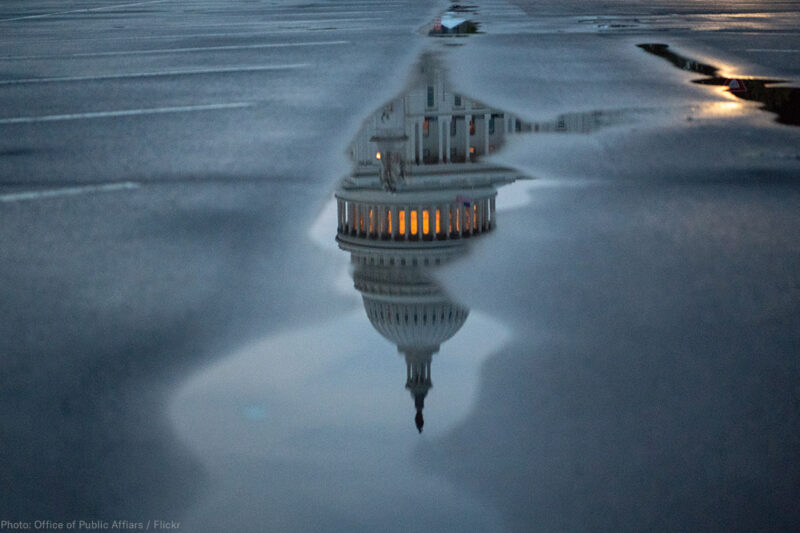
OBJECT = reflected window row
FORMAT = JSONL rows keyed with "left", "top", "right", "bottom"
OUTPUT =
{"left": 337, "top": 197, "right": 495, "bottom": 241}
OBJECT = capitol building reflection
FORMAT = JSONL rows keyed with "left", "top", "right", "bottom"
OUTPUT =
{"left": 335, "top": 54, "right": 528, "bottom": 432}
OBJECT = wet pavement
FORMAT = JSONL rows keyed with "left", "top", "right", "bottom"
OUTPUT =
{"left": 2, "top": 0, "right": 800, "bottom": 532}
{"left": 639, "top": 43, "right": 800, "bottom": 126}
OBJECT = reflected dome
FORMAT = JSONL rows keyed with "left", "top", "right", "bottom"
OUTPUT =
{"left": 362, "top": 294, "right": 469, "bottom": 353}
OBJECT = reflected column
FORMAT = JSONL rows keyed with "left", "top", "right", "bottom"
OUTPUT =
{"left": 438, "top": 117, "right": 444, "bottom": 162}
{"left": 445, "top": 115, "right": 452, "bottom": 162}
{"left": 465, "top": 114, "right": 471, "bottom": 161}
{"left": 417, "top": 121, "right": 424, "bottom": 165}
{"left": 484, "top": 113, "right": 490, "bottom": 155}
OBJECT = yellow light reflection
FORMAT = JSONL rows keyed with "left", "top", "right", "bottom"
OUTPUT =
{"left": 698, "top": 97, "right": 746, "bottom": 119}
{"left": 376, "top": 152, "right": 381, "bottom": 160}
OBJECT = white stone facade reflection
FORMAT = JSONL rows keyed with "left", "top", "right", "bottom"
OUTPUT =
{"left": 335, "top": 53, "right": 528, "bottom": 432}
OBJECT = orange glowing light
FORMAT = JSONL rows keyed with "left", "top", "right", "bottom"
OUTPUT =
{"left": 422, "top": 210, "right": 430, "bottom": 235}
{"left": 376, "top": 152, "right": 381, "bottom": 160}
{"left": 387, "top": 210, "right": 392, "bottom": 234}
{"left": 410, "top": 210, "right": 418, "bottom": 235}
{"left": 435, "top": 209, "right": 441, "bottom": 234}
{"left": 398, "top": 210, "right": 405, "bottom": 235}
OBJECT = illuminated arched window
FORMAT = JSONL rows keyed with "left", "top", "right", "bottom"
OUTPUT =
{"left": 398, "top": 209, "right": 406, "bottom": 237}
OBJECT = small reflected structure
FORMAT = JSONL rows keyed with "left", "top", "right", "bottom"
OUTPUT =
{"left": 335, "top": 53, "right": 529, "bottom": 432}
{"left": 424, "top": 3, "right": 481, "bottom": 37}
{"left": 639, "top": 43, "right": 800, "bottom": 126}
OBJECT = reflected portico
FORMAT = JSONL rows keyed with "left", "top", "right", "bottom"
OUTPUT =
{"left": 335, "top": 54, "right": 530, "bottom": 432}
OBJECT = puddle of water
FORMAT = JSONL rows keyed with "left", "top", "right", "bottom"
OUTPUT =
{"left": 169, "top": 50, "right": 544, "bottom": 530}
{"left": 639, "top": 43, "right": 800, "bottom": 126}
